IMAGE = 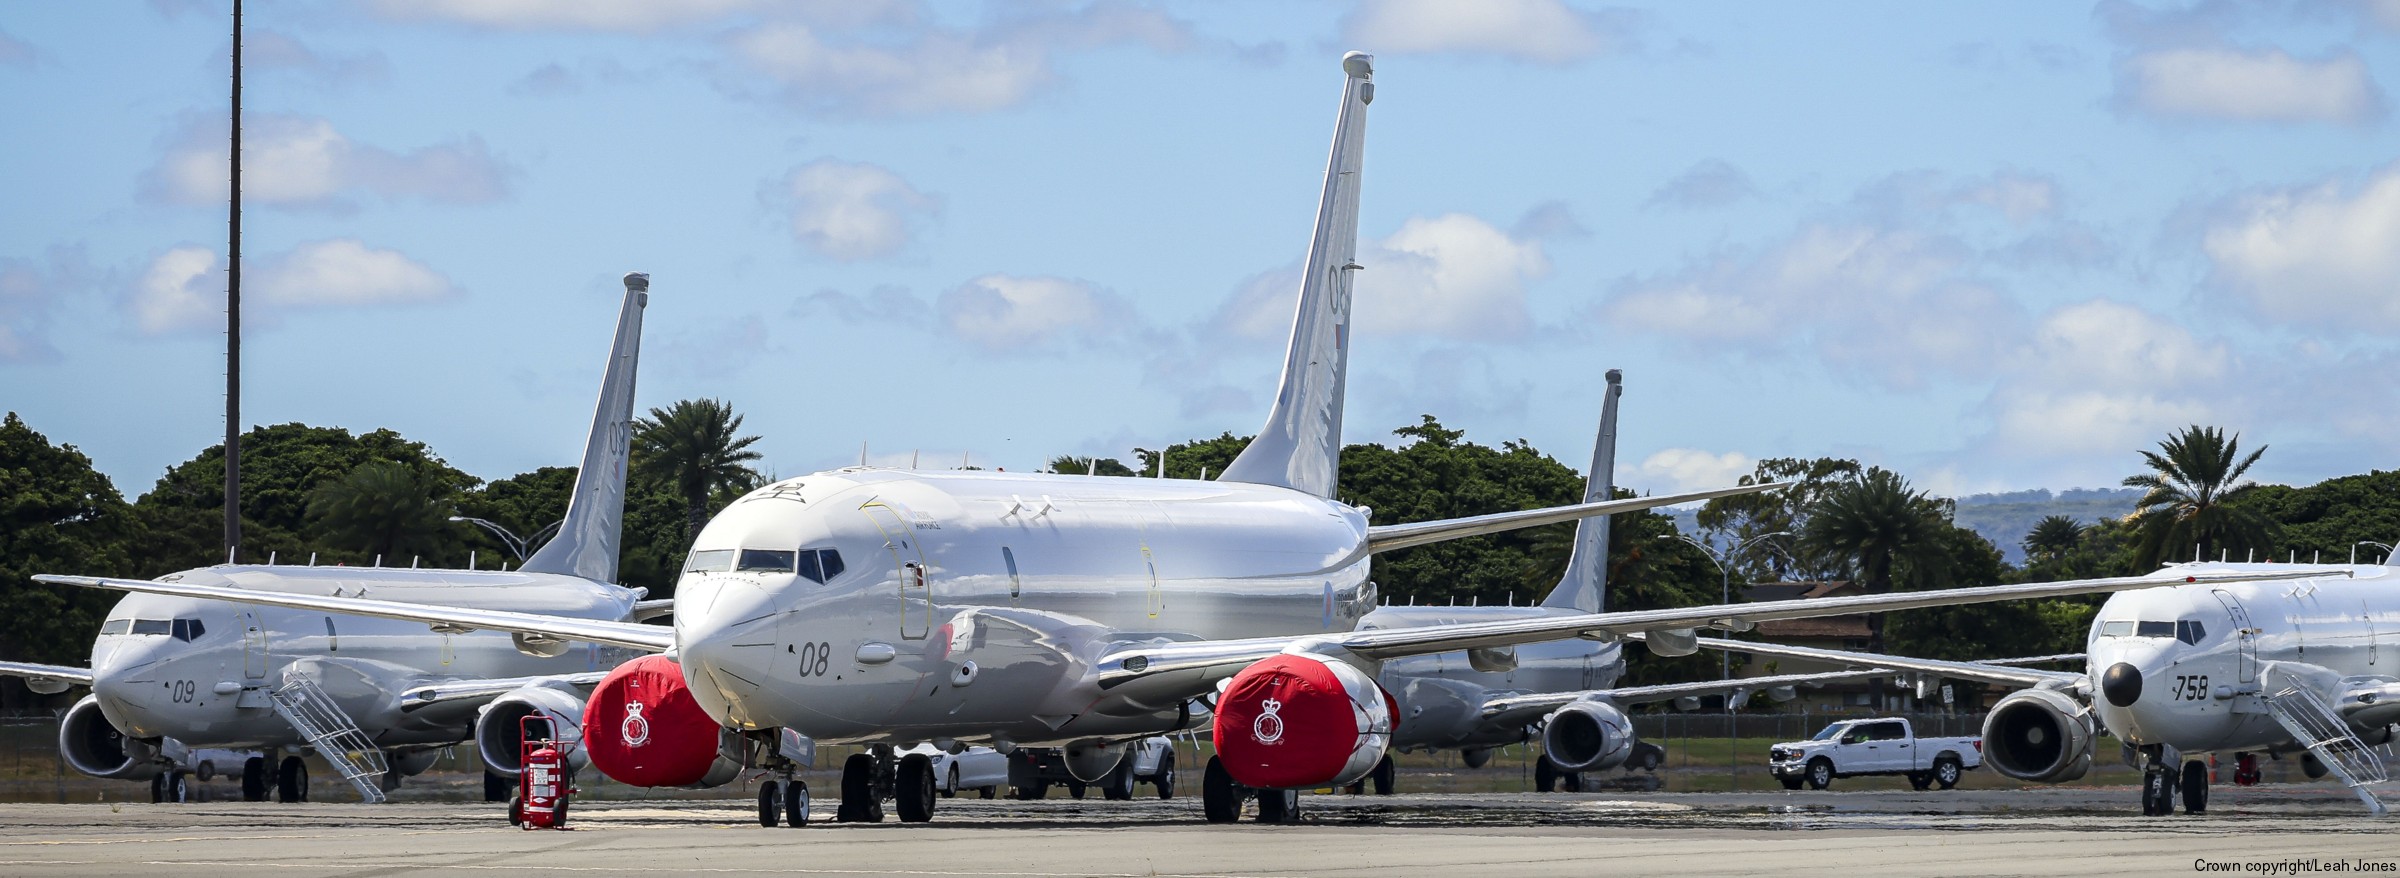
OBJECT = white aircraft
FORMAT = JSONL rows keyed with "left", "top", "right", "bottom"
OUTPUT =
{"left": 6, "top": 273, "right": 661, "bottom": 803}
{"left": 1363, "top": 369, "right": 1894, "bottom": 793}
{"left": 39, "top": 53, "right": 2294, "bottom": 826}
{"left": 1673, "top": 560, "right": 2396, "bottom": 814}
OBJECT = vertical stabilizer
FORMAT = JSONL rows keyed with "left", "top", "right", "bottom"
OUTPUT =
{"left": 1218, "top": 52, "right": 1374, "bottom": 499}
{"left": 1543, "top": 369, "right": 1621, "bottom": 613}
{"left": 521, "top": 273, "right": 649, "bottom": 582}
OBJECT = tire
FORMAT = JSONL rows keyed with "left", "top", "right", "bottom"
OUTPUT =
{"left": 1634, "top": 744, "right": 1665, "bottom": 772}
{"left": 552, "top": 793, "right": 570, "bottom": 829}
{"left": 785, "top": 780, "right": 811, "bottom": 827}
{"left": 1017, "top": 781, "right": 1049, "bottom": 800}
{"left": 1907, "top": 772, "right": 1932, "bottom": 791}
{"left": 1067, "top": 780, "right": 1086, "bottom": 799}
{"left": 2141, "top": 768, "right": 2176, "bottom": 816}
{"left": 1201, "top": 756, "right": 1241, "bottom": 824}
{"left": 1255, "top": 788, "right": 1299, "bottom": 824}
{"left": 838, "top": 753, "right": 877, "bottom": 822}
{"left": 1371, "top": 754, "right": 1394, "bottom": 796}
{"left": 1806, "top": 759, "right": 1833, "bottom": 791}
{"left": 243, "top": 757, "right": 269, "bottom": 802}
{"left": 940, "top": 767, "right": 958, "bottom": 799}
{"left": 2181, "top": 761, "right": 2208, "bottom": 815}
{"left": 978, "top": 786, "right": 996, "bottom": 800}
{"left": 1103, "top": 758, "right": 1135, "bottom": 801}
{"left": 1534, "top": 757, "right": 1558, "bottom": 793}
{"left": 277, "top": 756, "right": 308, "bottom": 803}
{"left": 151, "top": 773, "right": 167, "bottom": 804}
{"left": 508, "top": 795, "right": 524, "bottom": 827}
{"left": 895, "top": 754, "right": 936, "bottom": 823}
{"left": 483, "top": 770, "right": 510, "bottom": 803}
{"left": 1155, "top": 750, "right": 1176, "bottom": 800}
{"left": 197, "top": 760, "right": 217, "bottom": 782}
{"left": 1780, "top": 776, "right": 1804, "bottom": 791}
{"left": 168, "top": 771, "right": 189, "bottom": 803}
{"left": 759, "top": 779, "right": 783, "bottom": 827}
{"left": 1934, "top": 757, "right": 1962, "bottom": 790}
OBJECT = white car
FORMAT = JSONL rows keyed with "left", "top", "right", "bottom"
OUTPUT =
{"left": 902, "top": 745, "right": 1008, "bottom": 799}
{"left": 1768, "top": 717, "right": 1982, "bottom": 791}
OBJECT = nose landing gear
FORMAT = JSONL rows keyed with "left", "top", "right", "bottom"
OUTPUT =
{"left": 754, "top": 733, "right": 809, "bottom": 828}
{"left": 2137, "top": 746, "right": 2208, "bottom": 815}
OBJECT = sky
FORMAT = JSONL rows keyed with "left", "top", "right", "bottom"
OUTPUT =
{"left": 6, "top": 0, "right": 2400, "bottom": 502}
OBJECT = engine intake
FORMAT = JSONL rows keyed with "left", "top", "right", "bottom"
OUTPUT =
{"left": 1982, "top": 687, "right": 2094, "bottom": 783}
{"left": 581, "top": 655, "right": 742, "bottom": 788}
{"left": 58, "top": 695, "right": 165, "bottom": 780}
{"left": 475, "top": 684, "right": 591, "bottom": 777}
{"left": 1541, "top": 699, "right": 1635, "bottom": 772}
{"left": 1212, "top": 653, "right": 1392, "bottom": 790}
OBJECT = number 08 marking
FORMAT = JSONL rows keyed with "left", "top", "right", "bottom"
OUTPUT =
{"left": 796, "top": 641, "right": 832, "bottom": 677}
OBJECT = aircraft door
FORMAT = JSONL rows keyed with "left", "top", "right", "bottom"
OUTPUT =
{"left": 862, "top": 503, "right": 930, "bottom": 640}
{"left": 2213, "top": 589, "right": 2257, "bottom": 684}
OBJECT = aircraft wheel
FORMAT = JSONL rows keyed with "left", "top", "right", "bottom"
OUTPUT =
{"left": 1255, "top": 788, "right": 1299, "bottom": 824}
{"left": 1806, "top": 759, "right": 1833, "bottom": 791}
{"left": 150, "top": 773, "right": 166, "bottom": 804}
{"left": 276, "top": 756, "right": 308, "bottom": 803}
{"left": 759, "top": 779, "right": 783, "bottom": 827}
{"left": 2181, "top": 761, "right": 2208, "bottom": 814}
{"left": 2141, "top": 767, "right": 2176, "bottom": 815}
{"left": 168, "top": 770, "right": 190, "bottom": 803}
{"left": 1371, "top": 754, "right": 1395, "bottom": 796}
{"left": 1935, "top": 757, "right": 1963, "bottom": 790}
{"left": 838, "top": 753, "right": 878, "bottom": 822}
{"left": 242, "top": 757, "right": 269, "bottom": 802}
{"left": 1155, "top": 750, "right": 1176, "bottom": 800}
{"left": 483, "top": 770, "right": 510, "bottom": 803}
{"left": 1534, "top": 757, "right": 1558, "bottom": 792}
{"left": 1201, "top": 756, "right": 1241, "bottom": 823}
{"left": 785, "top": 780, "right": 810, "bottom": 827}
{"left": 895, "top": 753, "right": 936, "bottom": 823}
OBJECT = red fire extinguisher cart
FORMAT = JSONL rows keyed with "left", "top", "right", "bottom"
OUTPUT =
{"left": 509, "top": 715, "right": 578, "bottom": 829}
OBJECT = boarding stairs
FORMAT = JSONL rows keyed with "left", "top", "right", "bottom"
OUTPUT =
{"left": 269, "top": 677, "right": 391, "bottom": 804}
{"left": 2262, "top": 683, "right": 2392, "bottom": 816}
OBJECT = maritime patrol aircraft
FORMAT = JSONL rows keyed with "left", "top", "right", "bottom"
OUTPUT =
{"left": 1672, "top": 559, "right": 2396, "bottom": 815}
{"left": 6, "top": 273, "right": 661, "bottom": 803}
{"left": 39, "top": 53, "right": 2295, "bottom": 826}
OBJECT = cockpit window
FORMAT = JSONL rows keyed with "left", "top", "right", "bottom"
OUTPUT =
{"left": 100, "top": 619, "right": 130, "bottom": 635}
{"left": 2100, "top": 620, "right": 2133, "bottom": 637}
{"left": 172, "top": 619, "right": 205, "bottom": 642}
{"left": 2135, "top": 621, "right": 2174, "bottom": 638}
{"left": 818, "top": 549, "right": 845, "bottom": 581}
{"left": 683, "top": 549, "right": 735, "bottom": 573}
{"left": 2177, "top": 620, "right": 2206, "bottom": 645}
{"left": 794, "top": 548, "right": 845, "bottom": 584}
{"left": 795, "top": 550, "right": 823, "bottom": 584}
{"left": 736, "top": 549, "right": 797, "bottom": 573}
{"left": 130, "top": 619, "right": 170, "bottom": 636}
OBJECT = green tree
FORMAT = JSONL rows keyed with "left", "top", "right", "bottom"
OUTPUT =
{"left": 2022, "top": 515, "right": 2086, "bottom": 564}
{"left": 133, "top": 423, "right": 478, "bottom": 571}
{"left": 0, "top": 413, "right": 137, "bottom": 700}
{"left": 2229, "top": 470, "right": 2400, "bottom": 565}
{"left": 2122, "top": 426, "right": 2274, "bottom": 568}
{"left": 1338, "top": 416, "right": 1586, "bottom": 608}
{"left": 1048, "top": 455, "right": 1138, "bottom": 477}
{"left": 631, "top": 399, "right": 765, "bottom": 544}
{"left": 1130, "top": 432, "right": 1250, "bottom": 480}
{"left": 306, "top": 460, "right": 459, "bottom": 563}
{"left": 1803, "top": 467, "right": 1945, "bottom": 654}
{"left": 455, "top": 466, "right": 577, "bottom": 564}
{"left": 1696, "top": 457, "right": 1863, "bottom": 581}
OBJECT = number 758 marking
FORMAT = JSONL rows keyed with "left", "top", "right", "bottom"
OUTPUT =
{"left": 2171, "top": 674, "right": 2209, "bottom": 701}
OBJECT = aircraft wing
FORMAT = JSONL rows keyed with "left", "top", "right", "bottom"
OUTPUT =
{"left": 398, "top": 671, "right": 614, "bottom": 712}
{"left": 33, "top": 575, "right": 675, "bottom": 652}
{"left": 0, "top": 660, "right": 93, "bottom": 694}
{"left": 1365, "top": 483, "right": 1786, "bottom": 554}
{"left": 1474, "top": 667, "right": 1900, "bottom": 729}
{"left": 1091, "top": 569, "right": 2327, "bottom": 707}
{"left": 1649, "top": 633, "right": 2086, "bottom": 691}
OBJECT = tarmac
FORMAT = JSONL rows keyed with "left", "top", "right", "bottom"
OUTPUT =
{"left": 0, "top": 786, "right": 2392, "bottom": 877}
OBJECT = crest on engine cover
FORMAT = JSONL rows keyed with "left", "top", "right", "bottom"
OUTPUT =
{"left": 1253, "top": 697, "right": 1285, "bottom": 744}
{"left": 622, "top": 701, "right": 651, "bottom": 747}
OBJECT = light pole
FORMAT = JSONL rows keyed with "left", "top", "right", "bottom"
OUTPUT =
{"left": 450, "top": 516, "right": 562, "bottom": 562}
{"left": 2355, "top": 541, "right": 2394, "bottom": 565}
{"left": 1677, "top": 530, "right": 1793, "bottom": 686}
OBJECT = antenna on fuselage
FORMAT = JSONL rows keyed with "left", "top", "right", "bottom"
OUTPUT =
{"left": 860, "top": 441, "right": 868, "bottom": 467}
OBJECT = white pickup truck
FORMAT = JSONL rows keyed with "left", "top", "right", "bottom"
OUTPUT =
{"left": 1768, "top": 717, "right": 1981, "bottom": 791}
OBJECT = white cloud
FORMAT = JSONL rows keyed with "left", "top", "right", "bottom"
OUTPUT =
{"left": 775, "top": 159, "right": 939, "bottom": 261}
{"left": 2203, "top": 164, "right": 2400, "bottom": 332}
{"left": 1646, "top": 159, "right": 1757, "bottom": 209}
{"left": 1341, "top": 0, "right": 1636, "bottom": 64}
{"left": 939, "top": 274, "right": 1141, "bottom": 352}
{"left": 1603, "top": 223, "right": 2020, "bottom": 388}
{"left": 1221, "top": 214, "right": 1545, "bottom": 343}
{"left": 369, "top": 0, "right": 778, "bottom": 32}
{"left": 128, "top": 247, "right": 223, "bottom": 335}
{"left": 146, "top": 114, "right": 510, "bottom": 209}
{"left": 253, "top": 239, "right": 456, "bottom": 308}
{"left": 1984, "top": 300, "right": 2229, "bottom": 457}
{"left": 1635, "top": 448, "right": 1754, "bottom": 496}
{"left": 729, "top": 23, "right": 1056, "bottom": 116}
{"left": 2121, "top": 47, "right": 2383, "bottom": 124}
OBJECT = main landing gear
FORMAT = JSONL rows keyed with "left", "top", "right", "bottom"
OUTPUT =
{"left": 835, "top": 746, "right": 928, "bottom": 824}
{"left": 1199, "top": 755, "right": 1304, "bottom": 824}
{"left": 755, "top": 734, "right": 810, "bottom": 828}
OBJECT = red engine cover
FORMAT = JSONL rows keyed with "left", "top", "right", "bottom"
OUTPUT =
{"left": 1212, "top": 653, "right": 1393, "bottom": 790}
{"left": 581, "top": 655, "right": 723, "bottom": 787}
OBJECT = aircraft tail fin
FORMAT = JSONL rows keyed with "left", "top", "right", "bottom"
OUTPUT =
{"left": 1218, "top": 52, "right": 1374, "bottom": 499}
{"left": 1542, "top": 370, "right": 1621, "bottom": 614}
{"left": 521, "top": 273, "right": 649, "bottom": 583}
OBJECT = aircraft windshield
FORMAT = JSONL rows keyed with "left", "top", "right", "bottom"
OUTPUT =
{"left": 683, "top": 549, "right": 735, "bottom": 573}
{"left": 2099, "top": 620, "right": 2181, "bottom": 639}
{"left": 737, "top": 549, "right": 797, "bottom": 573}
{"left": 116, "top": 618, "right": 203, "bottom": 640}
{"left": 100, "top": 619, "right": 130, "bottom": 635}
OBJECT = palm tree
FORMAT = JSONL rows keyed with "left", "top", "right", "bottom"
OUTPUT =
{"left": 1804, "top": 467, "right": 1943, "bottom": 654}
{"left": 2023, "top": 515, "right": 2085, "bottom": 563}
{"left": 633, "top": 399, "right": 765, "bottom": 543}
{"left": 307, "top": 460, "right": 454, "bottom": 562}
{"left": 2122, "top": 426, "right": 2274, "bottom": 568}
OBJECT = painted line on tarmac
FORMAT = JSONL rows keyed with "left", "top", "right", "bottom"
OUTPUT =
{"left": 0, "top": 862, "right": 1283, "bottom": 878}
{"left": 0, "top": 830, "right": 475, "bottom": 847}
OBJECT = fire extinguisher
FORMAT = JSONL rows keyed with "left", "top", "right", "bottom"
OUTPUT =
{"left": 510, "top": 715, "right": 578, "bottom": 829}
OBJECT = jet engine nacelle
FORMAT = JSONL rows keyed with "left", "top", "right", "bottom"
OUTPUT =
{"left": 1212, "top": 652, "right": 1394, "bottom": 790}
{"left": 1982, "top": 687, "right": 2094, "bottom": 783}
{"left": 58, "top": 695, "right": 166, "bottom": 780}
{"left": 1061, "top": 739, "right": 1127, "bottom": 783}
{"left": 1540, "top": 699, "right": 1636, "bottom": 772}
{"left": 1642, "top": 629, "right": 1699, "bottom": 657}
{"left": 581, "top": 655, "right": 742, "bottom": 788}
{"left": 475, "top": 684, "right": 592, "bottom": 777}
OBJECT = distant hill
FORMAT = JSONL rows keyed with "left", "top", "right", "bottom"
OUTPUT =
{"left": 1668, "top": 487, "right": 2144, "bottom": 566}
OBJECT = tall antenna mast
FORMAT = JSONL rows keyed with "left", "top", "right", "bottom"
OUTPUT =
{"left": 223, "top": 0, "right": 243, "bottom": 562}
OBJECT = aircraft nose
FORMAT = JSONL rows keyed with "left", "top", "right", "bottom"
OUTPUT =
{"left": 2102, "top": 662, "right": 2143, "bottom": 707}
{"left": 674, "top": 579, "right": 779, "bottom": 693}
